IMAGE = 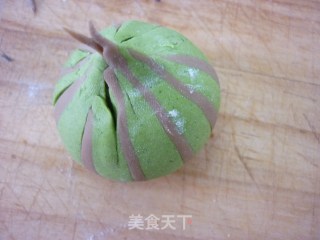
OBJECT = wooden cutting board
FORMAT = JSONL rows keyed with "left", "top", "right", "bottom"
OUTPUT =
{"left": 1, "top": 0, "right": 319, "bottom": 239}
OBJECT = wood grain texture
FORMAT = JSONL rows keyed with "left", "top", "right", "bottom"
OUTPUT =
{"left": 0, "top": 0, "right": 319, "bottom": 239}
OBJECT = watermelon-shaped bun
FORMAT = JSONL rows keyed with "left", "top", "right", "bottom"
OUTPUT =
{"left": 53, "top": 20, "right": 220, "bottom": 182}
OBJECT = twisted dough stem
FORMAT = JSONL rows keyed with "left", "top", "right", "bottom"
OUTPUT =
{"left": 63, "top": 24, "right": 103, "bottom": 54}
{"left": 64, "top": 22, "right": 121, "bottom": 70}
{"left": 89, "top": 22, "right": 125, "bottom": 69}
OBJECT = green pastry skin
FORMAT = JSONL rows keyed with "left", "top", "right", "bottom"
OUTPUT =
{"left": 53, "top": 20, "right": 220, "bottom": 182}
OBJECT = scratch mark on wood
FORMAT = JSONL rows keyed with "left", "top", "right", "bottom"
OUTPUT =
{"left": 234, "top": 146, "right": 264, "bottom": 200}
{"left": 72, "top": 219, "right": 77, "bottom": 240}
{"left": 284, "top": 90, "right": 316, "bottom": 103}
{"left": 79, "top": 191, "right": 105, "bottom": 230}
{"left": 24, "top": 187, "right": 42, "bottom": 220}
{"left": 219, "top": 2, "right": 227, "bottom": 32}
{"left": 180, "top": 167, "right": 187, "bottom": 213}
{"left": 204, "top": 146, "right": 210, "bottom": 170}
{"left": 1, "top": 222, "right": 16, "bottom": 240}
{"left": 47, "top": 180, "right": 70, "bottom": 212}
{"left": 45, "top": 4, "right": 68, "bottom": 26}
{"left": 297, "top": 152, "right": 318, "bottom": 168}
{"left": 0, "top": 186, "right": 4, "bottom": 200}
{"left": 40, "top": 193, "right": 55, "bottom": 212}
{"left": 234, "top": 145, "right": 256, "bottom": 183}
{"left": 310, "top": 191, "right": 317, "bottom": 237}
{"left": 134, "top": 0, "right": 147, "bottom": 17}
{"left": 188, "top": 6, "right": 239, "bottom": 69}
{"left": 231, "top": 125, "right": 263, "bottom": 199}
{"left": 1, "top": 52, "right": 14, "bottom": 62}
{"left": 222, "top": 65, "right": 320, "bottom": 88}
{"left": 221, "top": 112, "right": 319, "bottom": 138}
{"left": 303, "top": 113, "right": 320, "bottom": 144}
{"left": 30, "top": 0, "right": 37, "bottom": 14}
{"left": 6, "top": 183, "right": 29, "bottom": 213}
{"left": 238, "top": 5, "right": 280, "bottom": 76}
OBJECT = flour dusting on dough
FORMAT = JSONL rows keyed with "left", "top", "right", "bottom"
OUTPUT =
{"left": 168, "top": 109, "right": 178, "bottom": 117}
{"left": 128, "top": 88, "right": 141, "bottom": 98}
{"left": 168, "top": 109, "right": 185, "bottom": 135}
{"left": 145, "top": 77, "right": 160, "bottom": 89}
{"left": 188, "top": 68, "right": 199, "bottom": 80}
{"left": 186, "top": 84, "right": 204, "bottom": 94}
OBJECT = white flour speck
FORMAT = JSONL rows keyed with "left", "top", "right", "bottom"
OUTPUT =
{"left": 186, "top": 84, "right": 204, "bottom": 94}
{"left": 188, "top": 68, "right": 199, "bottom": 80}
{"left": 186, "top": 84, "right": 195, "bottom": 94}
{"left": 168, "top": 109, "right": 185, "bottom": 135}
{"left": 145, "top": 77, "right": 160, "bottom": 89}
{"left": 168, "top": 109, "right": 179, "bottom": 118}
{"left": 87, "top": 234, "right": 95, "bottom": 240}
{"left": 28, "top": 83, "right": 40, "bottom": 98}
{"left": 175, "top": 119, "right": 185, "bottom": 135}
{"left": 128, "top": 89, "right": 140, "bottom": 98}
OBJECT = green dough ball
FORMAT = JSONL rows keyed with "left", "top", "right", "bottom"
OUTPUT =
{"left": 53, "top": 20, "right": 220, "bottom": 182}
